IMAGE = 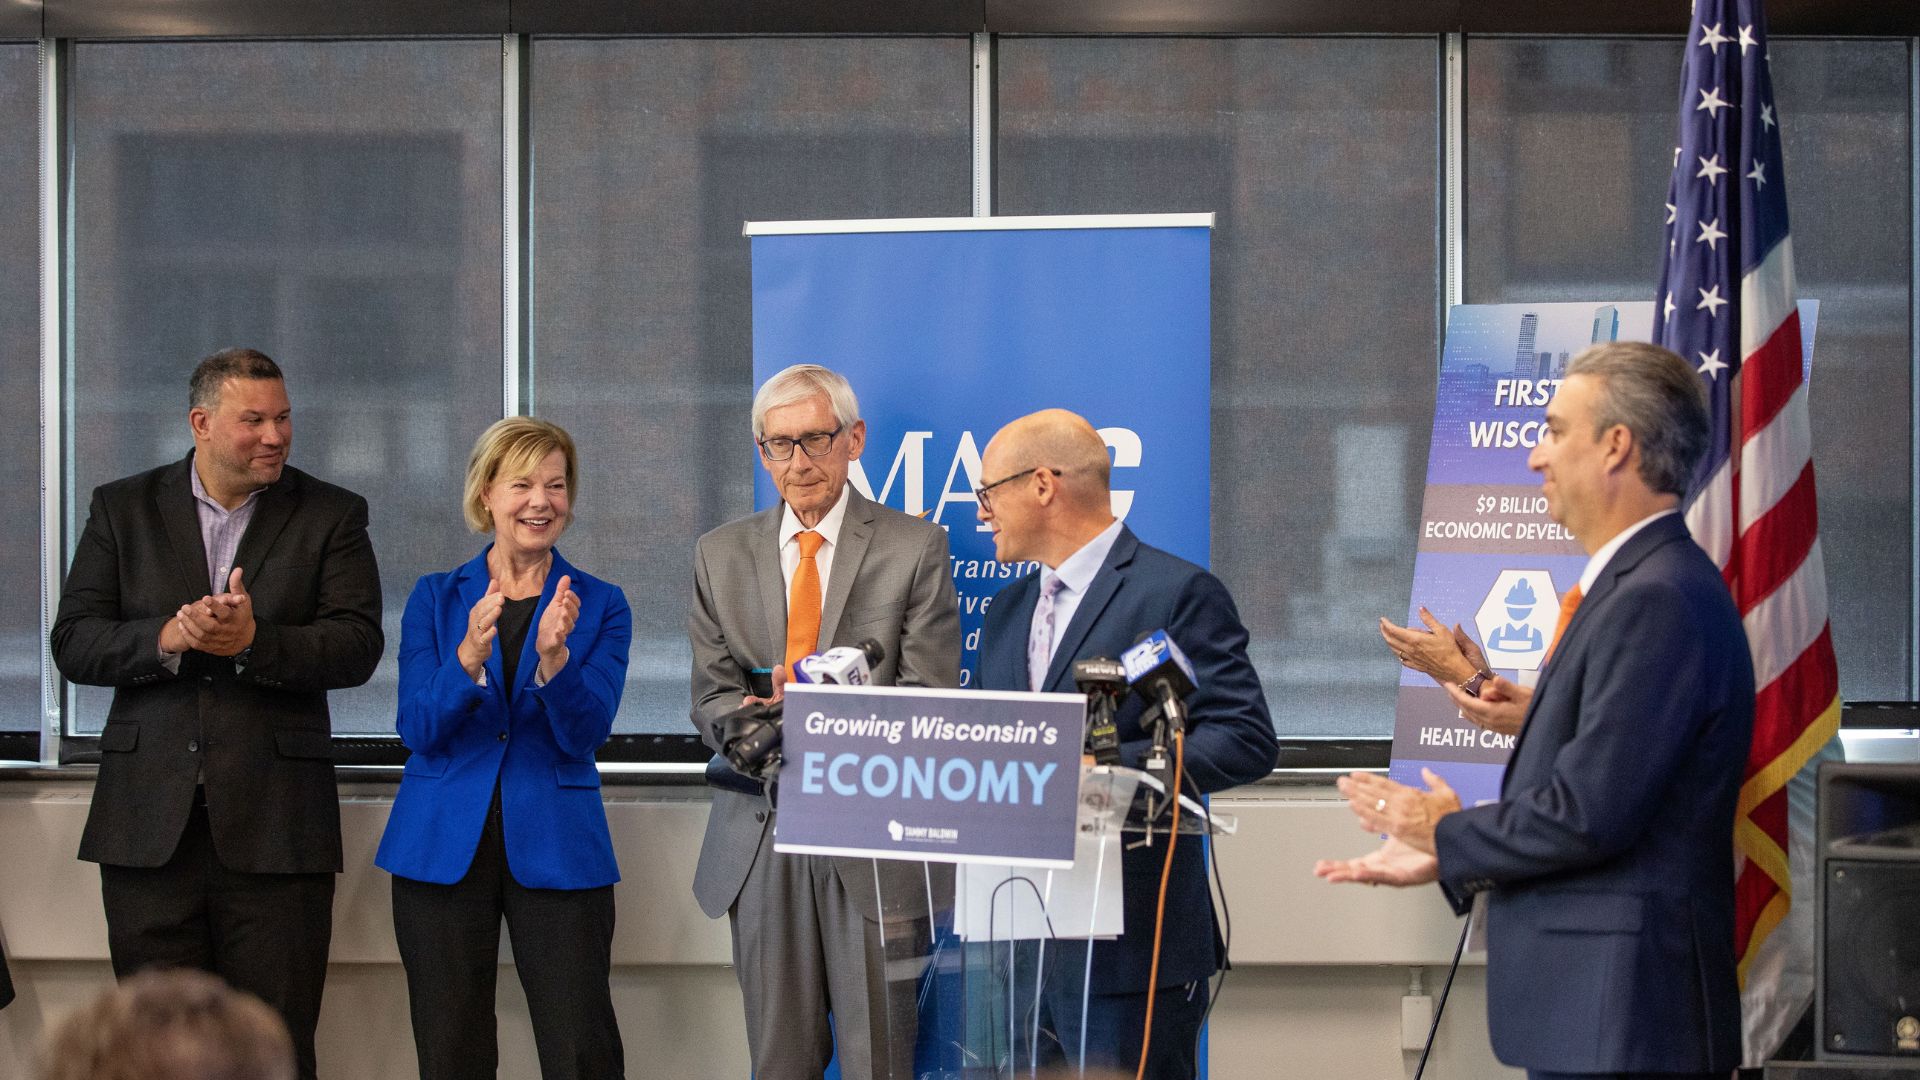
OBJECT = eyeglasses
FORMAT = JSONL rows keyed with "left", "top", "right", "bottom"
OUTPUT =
{"left": 758, "top": 426, "right": 843, "bottom": 461}
{"left": 974, "top": 467, "right": 1060, "bottom": 513}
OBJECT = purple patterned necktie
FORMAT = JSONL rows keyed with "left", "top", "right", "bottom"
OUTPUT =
{"left": 1028, "top": 573, "right": 1064, "bottom": 692}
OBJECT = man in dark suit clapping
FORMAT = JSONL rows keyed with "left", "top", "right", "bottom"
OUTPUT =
{"left": 1317, "top": 341, "right": 1753, "bottom": 1080}
{"left": 51, "top": 348, "right": 384, "bottom": 1080}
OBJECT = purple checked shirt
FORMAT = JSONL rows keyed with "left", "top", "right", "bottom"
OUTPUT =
{"left": 189, "top": 458, "right": 264, "bottom": 595}
{"left": 157, "top": 458, "right": 263, "bottom": 673}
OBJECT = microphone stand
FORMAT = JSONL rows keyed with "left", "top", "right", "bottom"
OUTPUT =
{"left": 760, "top": 755, "right": 782, "bottom": 810}
{"left": 1137, "top": 683, "right": 1188, "bottom": 844}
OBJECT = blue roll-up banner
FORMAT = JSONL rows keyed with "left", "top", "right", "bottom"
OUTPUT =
{"left": 1394, "top": 300, "right": 1818, "bottom": 811}
{"left": 747, "top": 215, "right": 1212, "bottom": 688}
{"left": 747, "top": 214, "right": 1213, "bottom": 1080}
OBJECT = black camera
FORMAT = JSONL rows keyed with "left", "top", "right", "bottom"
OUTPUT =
{"left": 719, "top": 699, "right": 785, "bottom": 778}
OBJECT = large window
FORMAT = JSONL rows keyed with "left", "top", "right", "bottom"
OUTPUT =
{"left": 528, "top": 37, "right": 973, "bottom": 734}
{"left": 996, "top": 37, "right": 1442, "bottom": 737}
{"left": 0, "top": 44, "right": 38, "bottom": 734}
{"left": 1465, "top": 38, "right": 1914, "bottom": 702}
{"left": 1, "top": 29, "right": 1909, "bottom": 757}
{"left": 68, "top": 40, "right": 505, "bottom": 733}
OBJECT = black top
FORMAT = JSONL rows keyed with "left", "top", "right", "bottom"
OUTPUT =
{"left": 496, "top": 596, "right": 539, "bottom": 692}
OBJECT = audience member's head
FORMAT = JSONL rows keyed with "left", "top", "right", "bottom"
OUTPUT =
{"left": 38, "top": 969, "right": 294, "bottom": 1080}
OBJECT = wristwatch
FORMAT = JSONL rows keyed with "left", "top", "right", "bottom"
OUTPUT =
{"left": 1458, "top": 669, "right": 1493, "bottom": 698}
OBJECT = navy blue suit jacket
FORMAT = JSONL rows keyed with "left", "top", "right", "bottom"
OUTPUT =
{"left": 1433, "top": 513, "right": 1753, "bottom": 1074}
{"left": 376, "top": 547, "right": 631, "bottom": 889}
{"left": 979, "top": 527, "right": 1278, "bottom": 991}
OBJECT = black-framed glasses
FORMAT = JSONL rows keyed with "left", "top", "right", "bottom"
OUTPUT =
{"left": 758, "top": 426, "right": 843, "bottom": 461}
{"left": 974, "top": 466, "right": 1060, "bottom": 513}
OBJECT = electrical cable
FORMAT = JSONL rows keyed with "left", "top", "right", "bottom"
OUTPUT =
{"left": 1413, "top": 915, "right": 1472, "bottom": 1080}
{"left": 983, "top": 874, "right": 1059, "bottom": 1077}
{"left": 1134, "top": 727, "right": 1185, "bottom": 1080}
{"left": 1191, "top": 761, "right": 1230, "bottom": 1036}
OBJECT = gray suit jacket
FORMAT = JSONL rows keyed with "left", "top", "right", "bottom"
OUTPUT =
{"left": 688, "top": 487, "right": 960, "bottom": 920}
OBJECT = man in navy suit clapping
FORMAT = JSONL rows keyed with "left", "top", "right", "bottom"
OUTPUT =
{"left": 1318, "top": 342, "right": 1754, "bottom": 1080}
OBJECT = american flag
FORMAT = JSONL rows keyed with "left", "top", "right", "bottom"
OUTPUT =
{"left": 1655, "top": 0, "right": 1841, "bottom": 1065}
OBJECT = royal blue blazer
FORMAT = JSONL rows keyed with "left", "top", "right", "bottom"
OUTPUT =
{"left": 375, "top": 547, "right": 630, "bottom": 890}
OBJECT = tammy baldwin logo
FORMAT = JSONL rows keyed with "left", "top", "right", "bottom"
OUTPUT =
{"left": 886, "top": 819, "right": 958, "bottom": 845}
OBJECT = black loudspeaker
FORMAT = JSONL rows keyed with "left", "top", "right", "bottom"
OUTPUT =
{"left": 1817, "top": 762, "right": 1920, "bottom": 1064}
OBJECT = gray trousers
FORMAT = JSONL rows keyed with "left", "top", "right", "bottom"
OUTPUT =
{"left": 728, "top": 825, "right": 930, "bottom": 1080}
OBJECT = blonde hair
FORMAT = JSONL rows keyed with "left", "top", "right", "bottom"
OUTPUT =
{"left": 463, "top": 416, "right": 579, "bottom": 533}
{"left": 38, "top": 969, "right": 294, "bottom": 1080}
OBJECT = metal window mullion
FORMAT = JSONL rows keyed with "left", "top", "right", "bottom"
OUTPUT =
{"left": 972, "top": 32, "right": 993, "bottom": 218}
{"left": 38, "top": 39, "right": 69, "bottom": 767}
{"left": 1911, "top": 37, "right": 1919, "bottom": 697}
{"left": 1441, "top": 32, "right": 1465, "bottom": 336}
{"left": 502, "top": 33, "right": 525, "bottom": 417}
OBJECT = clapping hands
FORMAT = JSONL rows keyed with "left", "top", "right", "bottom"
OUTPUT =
{"left": 458, "top": 577, "right": 507, "bottom": 680}
{"left": 1313, "top": 837, "right": 1440, "bottom": 887}
{"left": 161, "top": 567, "right": 256, "bottom": 658}
{"left": 1312, "top": 768, "right": 1462, "bottom": 891}
{"left": 456, "top": 574, "right": 577, "bottom": 684}
{"left": 1379, "top": 606, "right": 1485, "bottom": 685}
{"left": 1445, "top": 672, "right": 1529, "bottom": 736}
{"left": 1381, "top": 607, "right": 1529, "bottom": 736}
{"left": 534, "top": 575, "right": 576, "bottom": 682}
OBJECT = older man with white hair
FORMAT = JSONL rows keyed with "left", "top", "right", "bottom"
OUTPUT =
{"left": 688, "top": 363, "right": 961, "bottom": 1080}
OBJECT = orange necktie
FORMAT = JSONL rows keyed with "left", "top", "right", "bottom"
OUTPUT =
{"left": 1543, "top": 584, "right": 1583, "bottom": 664}
{"left": 783, "top": 530, "right": 826, "bottom": 681}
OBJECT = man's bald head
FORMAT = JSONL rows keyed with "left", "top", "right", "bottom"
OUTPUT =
{"left": 983, "top": 409, "right": 1110, "bottom": 512}
{"left": 979, "top": 409, "right": 1118, "bottom": 567}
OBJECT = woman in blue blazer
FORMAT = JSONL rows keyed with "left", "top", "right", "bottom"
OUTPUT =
{"left": 375, "top": 417, "right": 631, "bottom": 1080}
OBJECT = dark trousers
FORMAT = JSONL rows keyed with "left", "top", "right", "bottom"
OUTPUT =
{"left": 1018, "top": 942, "right": 1209, "bottom": 1080}
{"left": 391, "top": 792, "right": 623, "bottom": 1080}
{"left": 99, "top": 801, "right": 335, "bottom": 1080}
{"left": 1527, "top": 1072, "right": 1730, "bottom": 1080}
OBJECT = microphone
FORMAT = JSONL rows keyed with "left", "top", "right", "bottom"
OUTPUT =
{"left": 1072, "top": 657, "right": 1126, "bottom": 765}
{"left": 1122, "top": 629, "right": 1197, "bottom": 735}
{"left": 1123, "top": 631, "right": 1197, "bottom": 816}
{"left": 791, "top": 639, "right": 886, "bottom": 686}
{"left": 716, "top": 639, "right": 890, "bottom": 790}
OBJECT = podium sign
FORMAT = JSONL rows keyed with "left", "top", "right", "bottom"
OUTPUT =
{"left": 774, "top": 684, "right": 1084, "bottom": 866}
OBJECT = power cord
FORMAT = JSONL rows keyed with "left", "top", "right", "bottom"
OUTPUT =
{"left": 1192, "top": 764, "right": 1230, "bottom": 1037}
{"left": 1414, "top": 915, "right": 1472, "bottom": 1080}
{"left": 1135, "top": 727, "right": 1186, "bottom": 1080}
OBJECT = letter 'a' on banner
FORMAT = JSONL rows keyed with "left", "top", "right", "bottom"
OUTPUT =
{"left": 745, "top": 214, "right": 1214, "bottom": 686}
{"left": 1392, "top": 300, "right": 1816, "bottom": 812}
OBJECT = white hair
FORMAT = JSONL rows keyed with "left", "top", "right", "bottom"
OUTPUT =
{"left": 751, "top": 364, "right": 861, "bottom": 440}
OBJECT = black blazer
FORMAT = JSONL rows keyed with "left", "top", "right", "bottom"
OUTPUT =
{"left": 51, "top": 454, "right": 384, "bottom": 873}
